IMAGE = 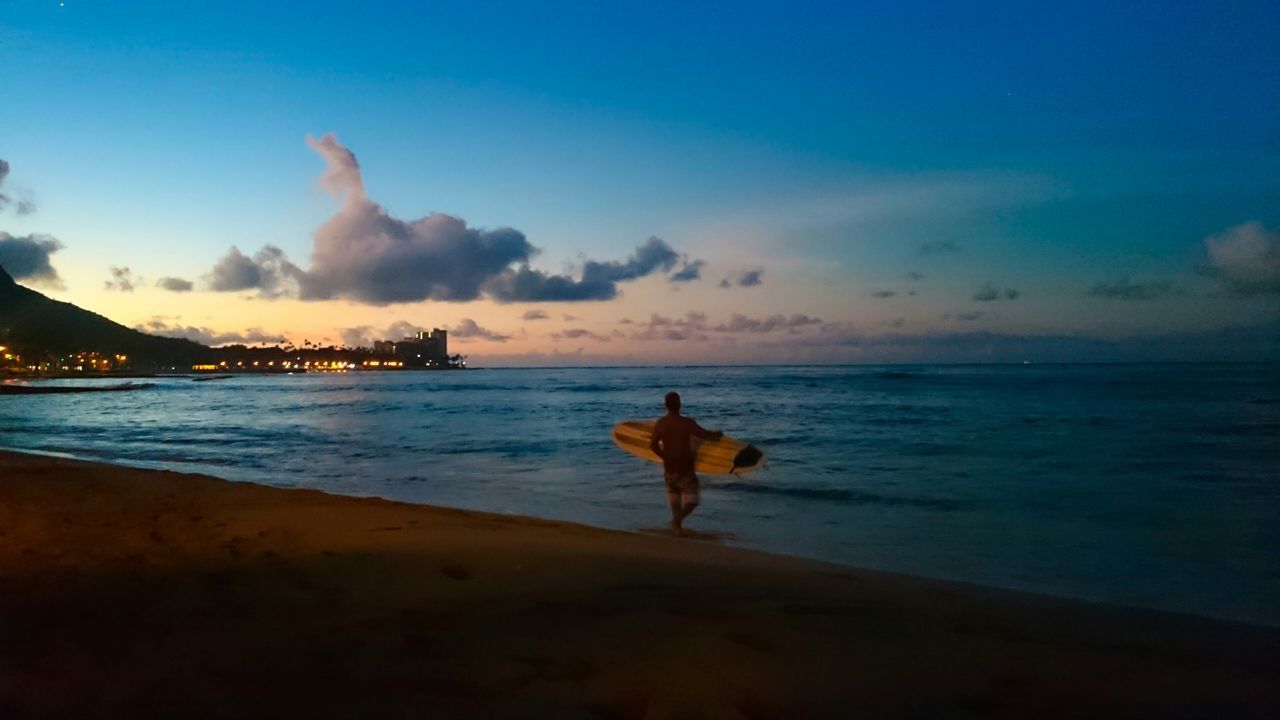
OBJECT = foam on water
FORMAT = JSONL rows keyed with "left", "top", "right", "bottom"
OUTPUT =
{"left": 2, "top": 363, "right": 1277, "bottom": 625}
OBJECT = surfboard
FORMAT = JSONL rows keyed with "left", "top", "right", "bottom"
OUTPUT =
{"left": 611, "top": 420, "right": 765, "bottom": 476}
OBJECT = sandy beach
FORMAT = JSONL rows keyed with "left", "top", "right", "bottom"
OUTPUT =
{"left": 1, "top": 450, "right": 1276, "bottom": 718}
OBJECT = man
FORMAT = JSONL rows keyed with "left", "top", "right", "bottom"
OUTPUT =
{"left": 649, "top": 392, "right": 723, "bottom": 534}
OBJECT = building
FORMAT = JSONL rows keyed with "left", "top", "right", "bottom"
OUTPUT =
{"left": 392, "top": 328, "right": 448, "bottom": 367}
{"left": 372, "top": 340, "right": 395, "bottom": 355}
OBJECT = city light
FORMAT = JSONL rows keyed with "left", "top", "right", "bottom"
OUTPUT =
{"left": 3, "top": 325, "right": 461, "bottom": 377}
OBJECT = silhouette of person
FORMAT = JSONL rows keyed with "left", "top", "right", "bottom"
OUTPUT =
{"left": 649, "top": 392, "right": 722, "bottom": 534}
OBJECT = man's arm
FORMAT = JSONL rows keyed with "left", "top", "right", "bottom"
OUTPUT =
{"left": 690, "top": 420, "right": 724, "bottom": 441}
{"left": 649, "top": 420, "right": 665, "bottom": 459}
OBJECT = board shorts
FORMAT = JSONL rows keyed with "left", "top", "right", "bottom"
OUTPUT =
{"left": 663, "top": 470, "right": 700, "bottom": 505}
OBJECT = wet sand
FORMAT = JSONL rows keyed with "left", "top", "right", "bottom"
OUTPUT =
{"left": 1, "top": 450, "right": 1277, "bottom": 718}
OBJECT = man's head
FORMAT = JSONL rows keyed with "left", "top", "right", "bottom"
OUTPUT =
{"left": 664, "top": 391, "right": 681, "bottom": 413}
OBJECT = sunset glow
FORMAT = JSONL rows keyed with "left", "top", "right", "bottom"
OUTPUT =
{"left": 1, "top": 2, "right": 1276, "bottom": 364}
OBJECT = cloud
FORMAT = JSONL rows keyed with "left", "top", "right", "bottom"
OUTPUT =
{"left": 973, "top": 284, "right": 999, "bottom": 301}
{"left": 156, "top": 276, "right": 194, "bottom": 292}
{"left": 0, "top": 159, "right": 36, "bottom": 216}
{"left": 759, "top": 322, "right": 1280, "bottom": 364}
{"left": 206, "top": 245, "right": 302, "bottom": 297}
{"left": 305, "top": 203, "right": 533, "bottom": 303}
{"left": 104, "top": 266, "right": 140, "bottom": 292}
{"left": 620, "top": 311, "right": 823, "bottom": 342}
{"left": 712, "top": 313, "right": 823, "bottom": 333}
{"left": 625, "top": 312, "right": 710, "bottom": 342}
{"left": 944, "top": 311, "right": 985, "bottom": 321}
{"left": 0, "top": 232, "right": 63, "bottom": 287}
{"left": 871, "top": 290, "right": 897, "bottom": 298}
{"left": 338, "top": 326, "right": 375, "bottom": 347}
{"left": 1202, "top": 221, "right": 1280, "bottom": 296}
{"left": 136, "top": 318, "right": 284, "bottom": 347}
{"left": 485, "top": 236, "right": 680, "bottom": 302}
{"left": 337, "top": 320, "right": 429, "bottom": 348}
{"left": 670, "top": 259, "right": 705, "bottom": 282}
{"left": 450, "top": 318, "right": 510, "bottom": 342}
{"left": 0, "top": 160, "right": 11, "bottom": 207}
{"left": 973, "top": 283, "right": 1020, "bottom": 302}
{"left": 308, "top": 133, "right": 365, "bottom": 202}
{"left": 551, "top": 328, "right": 611, "bottom": 342}
{"left": 918, "top": 241, "right": 961, "bottom": 255}
{"left": 905, "top": 272, "right": 924, "bottom": 281}
{"left": 0, "top": 163, "right": 60, "bottom": 285}
{"left": 1085, "top": 277, "right": 1172, "bottom": 301}
{"left": 469, "top": 347, "right": 629, "bottom": 368}
{"left": 720, "top": 268, "right": 764, "bottom": 288}
{"left": 478, "top": 322, "right": 1279, "bottom": 366}
{"left": 521, "top": 309, "right": 549, "bottom": 321}
{"left": 200, "top": 134, "right": 691, "bottom": 306}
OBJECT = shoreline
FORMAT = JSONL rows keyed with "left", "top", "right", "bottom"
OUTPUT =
{"left": 2, "top": 444, "right": 1275, "bottom": 630}
{"left": 2, "top": 450, "right": 1278, "bottom": 717}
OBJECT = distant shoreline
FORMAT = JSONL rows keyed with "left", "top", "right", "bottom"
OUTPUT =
{"left": 0, "top": 366, "right": 471, "bottom": 381}
{"left": 3, "top": 359, "right": 1276, "bottom": 380}
{"left": 0, "top": 381, "right": 156, "bottom": 395}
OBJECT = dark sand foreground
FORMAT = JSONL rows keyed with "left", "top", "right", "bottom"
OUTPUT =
{"left": 1, "top": 451, "right": 1277, "bottom": 718}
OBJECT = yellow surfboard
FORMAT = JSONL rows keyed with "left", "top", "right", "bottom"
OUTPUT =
{"left": 611, "top": 420, "right": 765, "bottom": 476}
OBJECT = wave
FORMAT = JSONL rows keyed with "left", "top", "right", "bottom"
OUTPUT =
{"left": 900, "top": 441, "right": 966, "bottom": 457}
{"left": 553, "top": 383, "right": 629, "bottom": 394}
{"left": 1199, "top": 422, "right": 1280, "bottom": 438}
{"left": 716, "top": 480, "right": 963, "bottom": 510}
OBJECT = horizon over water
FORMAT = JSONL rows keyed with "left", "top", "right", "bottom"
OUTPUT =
{"left": 3, "top": 362, "right": 1276, "bottom": 626}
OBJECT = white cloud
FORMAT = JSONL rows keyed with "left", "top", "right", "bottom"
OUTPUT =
{"left": 1203, "top": 221, "right": 1280, "bottom": 296}
{"left": 450, "top": 318, "right": 510, "bottom": 342}
{"left": 136, "top": 318, "right": 284, "bottom": 347}
{"left": 201, "top": 134, "right": 699, "bottom": 305}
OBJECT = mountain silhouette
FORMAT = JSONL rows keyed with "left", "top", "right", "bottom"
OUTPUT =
{"left": 0, "top": 265, "right": 210, "bottom": 365}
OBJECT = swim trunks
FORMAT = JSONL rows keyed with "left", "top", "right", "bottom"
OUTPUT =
{"left": 663, "top": 469, "right": 700, "bottom": 504}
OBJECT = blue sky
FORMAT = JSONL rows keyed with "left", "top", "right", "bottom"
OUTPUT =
{"left": 1, "top": 0, "right": 1277, "bottom": 363}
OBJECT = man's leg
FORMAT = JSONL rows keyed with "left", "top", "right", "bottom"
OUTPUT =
{"left": 667, "top": 491, "right": 684, "bottom": 531}
{"left": 677, "top": 497, "right": 698, "bottom": 523}
{"left": 675, "top": 478, "right": 700, "bottom": 528}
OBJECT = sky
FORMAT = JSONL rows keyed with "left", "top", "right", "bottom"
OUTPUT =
{"left": 1, "top": 0, "right": 1278, "bottom": 364}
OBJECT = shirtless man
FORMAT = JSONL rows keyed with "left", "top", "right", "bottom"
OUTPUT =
{"left": 649, "top": 392, "right": 723, "bottom": 533}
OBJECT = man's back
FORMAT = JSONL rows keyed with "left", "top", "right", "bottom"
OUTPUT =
{"left": 652, "top": 414, "right": 714, "bottom": 473}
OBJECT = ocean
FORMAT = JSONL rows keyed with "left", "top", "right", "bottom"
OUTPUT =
{"left": 3, "top": 363, "right": 1277, "bottom": 626}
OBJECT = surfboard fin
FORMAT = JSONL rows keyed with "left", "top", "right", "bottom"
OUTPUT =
{"left": 730, "top": 444, "right": 764, "bottom": 475}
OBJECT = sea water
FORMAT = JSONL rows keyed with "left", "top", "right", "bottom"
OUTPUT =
{"left": 3, "top": 363, "right": 1277, "bottom": 626}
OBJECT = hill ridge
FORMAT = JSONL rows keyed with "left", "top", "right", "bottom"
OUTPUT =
{"left": 0, "top": 264, "right": 211, "bottom": 366}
